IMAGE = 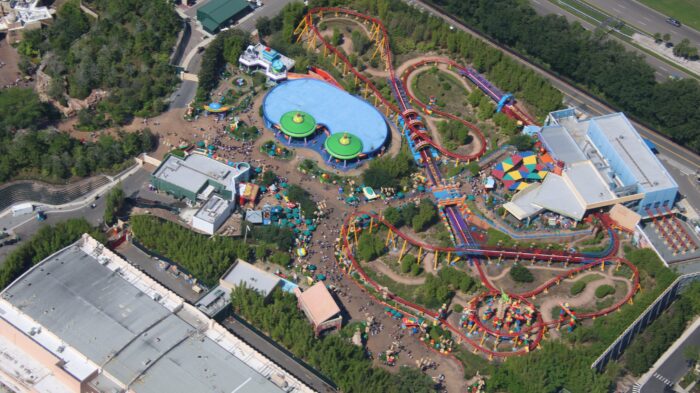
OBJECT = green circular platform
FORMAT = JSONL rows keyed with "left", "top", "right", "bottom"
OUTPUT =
{"left": 325, "top": 132, "right": 363, "bottom": 160}
{"left": 279, "top": 111, "right": 316, "bottom": 138}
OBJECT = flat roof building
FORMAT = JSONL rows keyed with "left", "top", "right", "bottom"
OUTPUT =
{"left": 239, "top": 43, "right": 296, "bottom": 82}
{"left": 0, "top": 234, "right": 313, "bottom": 393}
{"left": 510, "top": 110, "right": 679, "bottom": 220}
{"left": 196, "top": 0, "right": 251, "bottom": 34}
{"left": 192, "top": 194, "right": 235, "bottom": 234}
{"left": 0, "top": 0, "right": 53, "bottom": 36}
{"left": 152, "top": 154, "right": 239, "bottom": 201}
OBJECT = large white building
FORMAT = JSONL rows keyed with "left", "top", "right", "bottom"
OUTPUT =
{"left": 505, "top": 110, "right": 678, "bottom": 221}
{"left": 0, "top": 234, "right": 313, "bottom": 393}
{"left": 239, "top": 44, "right": 295, "bottom": 82}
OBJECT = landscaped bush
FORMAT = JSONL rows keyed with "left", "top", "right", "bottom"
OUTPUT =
{"left": 510, "top": 263, "right": 534, "bottom": 283}
{"left": 570, "top": 281, "right": 586, "bottom": 296}
{"left": 595, "top": 284, "right": 616, "bottom": 298}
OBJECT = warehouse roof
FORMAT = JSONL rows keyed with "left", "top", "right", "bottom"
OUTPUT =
{"left": 589, "top": 113, "right": 676, "bottom": 192}
{"left": 538, "top": 125, "right": 587, "bottom": 164}
{"left": 221, "top": 259, "right": 280, "bottom": 297}
{"left": 198, "top": 0, "right": 250, "bottom": 29}
{"left": 0, "top": 237, "right": 296, "bottom": 393}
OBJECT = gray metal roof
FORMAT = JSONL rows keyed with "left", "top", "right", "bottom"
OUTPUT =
{"left": 2, "top": 245, "right": 171, "bottom": 365}
{"left": 222, "top": 260, "right": 280, "bottom": 297}
{"left": 589, "top": 114, "right": 677, "bottom": 192}
{"left": 134, "top": 335, "right": 281, "bottom": 393}
{"left": 2, "top": 244, "right": 286, "bottom": 393}
{"left": 565, "top": 161, "right": 616, "bottom": 205}
{"left": 533, "top": 174, "right": 586, "bottom": 220}
{"left": 153, "top": 154, "right": 235, "bottom": 196}
{"left": 538, "top": 125, "right": 587, "bottom": 164}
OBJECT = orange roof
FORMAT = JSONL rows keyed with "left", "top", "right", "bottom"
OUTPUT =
{"left": 539, "top": 153, "right": 554, "bottom": 164}
{"left": 609, "top": 204, "right": 641, "bottom": 232}
{"left": 297, "top": 282, "right": 341, "bottom": 325}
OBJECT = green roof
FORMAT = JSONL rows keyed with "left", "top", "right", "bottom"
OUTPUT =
{"left": 279, "top": 111, "right": 317, "bottom": 138}
{"left": 197, "top": 0, "right": 250, "bottom": 32}
{"left": 325, "top": 132, "right": 363, "bottom": 160}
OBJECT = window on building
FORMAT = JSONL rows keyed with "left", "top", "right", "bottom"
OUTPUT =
{"left": 662, "top": 200, "right": 669, "bottom": 207}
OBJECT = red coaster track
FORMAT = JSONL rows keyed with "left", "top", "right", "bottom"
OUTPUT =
{"left": 296, "top": 7, "right": 487, "bottom": 162}
{"left": 339, "top": 211, "right": 640, "bottom": 357}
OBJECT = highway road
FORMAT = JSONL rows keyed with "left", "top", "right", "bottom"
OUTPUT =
{"left": 585, "top": 0, "right": 700, "bottom": 45}
{"left": 527, "top": 0, "right": 691, "bottom": 81}
{"left": 411, "top": 0, "right": 700, "bottom": 211}
{"left": 638, "top": 319, "right": 700, "bottom": 393}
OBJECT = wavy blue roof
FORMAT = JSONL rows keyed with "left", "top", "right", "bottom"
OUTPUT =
{"left": 263, "top": 79, "right": 388, "bottom": 155}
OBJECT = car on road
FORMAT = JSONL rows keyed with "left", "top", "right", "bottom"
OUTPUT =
{"left": 666, "top": 18, "right": 681, "bottom": 28}
{"left": 90, "top": 203, "right": 97, "bottom": 209}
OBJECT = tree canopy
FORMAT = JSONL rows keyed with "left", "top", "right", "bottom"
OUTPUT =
{"left": 0, "top": 219, "right": 103, "bottom": 289}
{"left": 431, "top": 0, "right": 700, "bottom": 153}
{"left": 0, "top": 88, "right": 58, "bottom": 131}
{"left": 20, "top": 0, "right": 182, "bottom": 125}
{"left": 230, "top": 285, "right": 436, "bottom": 392}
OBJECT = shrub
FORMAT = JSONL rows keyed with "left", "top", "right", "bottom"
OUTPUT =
{"left": 453, "top": 304, "right": 464, "bottom": 313}
{"left": 595, "top": 284, "right": 616, "bottom": 298}
{"left": 570, "top": 281, "right": 586, "bottom": 296}
{"left": 270, "top": 252, "right": 292, "bottom": 266}
{"left": 510, "top": 263, "right": 534, "bottom": 283}
{"left": 401, "top": 254, "right": 417, "bottom": 273}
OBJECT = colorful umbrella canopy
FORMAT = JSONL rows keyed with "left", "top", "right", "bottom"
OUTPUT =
{"left": 504, "top": 171, "right": 522, "bottom": 181}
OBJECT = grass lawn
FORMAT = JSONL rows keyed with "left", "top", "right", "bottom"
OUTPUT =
{"left": 412, "top": 68, "right": 470, "bottom": 116}
{"left": 639, "top": 0, "right": 700, "bottom": 32}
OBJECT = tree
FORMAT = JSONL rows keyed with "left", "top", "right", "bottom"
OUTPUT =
{"left": 663, "top": 33, "right": 672, "bottom": 42}
{"left": 412, "top": 199, "right": 438, "bottom": 232}
{"left": 570, "top": 280, "right": 586, "bottom": 296}
{"left": 0, "top": 88, "right": 57, "bottom": 130}
{"left": 595, "top": 284, "right": 615, "bottom": 298}
{"left": 357, "top": 232, "right": 386, "bottom": 261}
{"left": 103, "top": 185, "right": 125, "bottom": 226}
{"left": 351, "top": 30, "right": 370, "bottom": 55}
{"left": 261, "top": 170, "right": 277, "bottom": 186}
{"left": 508, "top": 134, "right": 535, "bottom": 150}
{"left": 331, "top": 28, "right": 342, "bottom": 46}
{"left": 401, "top": 254, "right": 416, "bottom": 273}
{"left": 270, "top": 251, "right": 291, "bottom": 266}
{"left": 256, "top": 16, "right": 273, "bottom": 38}
{"left": 383, "top": 206, "right": 403, "bottom": 227}
{"left": 653, "top": 32, "right": 662, "bottom": 43}
{"left": 510, "top": 263, "right": 534, "bottom": 283}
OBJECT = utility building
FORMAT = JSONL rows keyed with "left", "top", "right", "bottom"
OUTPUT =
{"left": 196, "top": 0, "right": 251, "bottom": 34}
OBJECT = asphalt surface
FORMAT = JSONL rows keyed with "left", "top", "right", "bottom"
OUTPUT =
{"left": 0, "top": 168, "right": 154, "bottom": 262}
{"left": 639, "top": 322, "right": 700, "bottom": 393}
{"left": 169, "top": 0, "right": 297, "bottom": 109}
{"left": 223, "top": 317, "right": 337, "bottom": 393}
{"left": 527, "top": 0, "right": 690, "bottom": 81}
{"left": 585, "top": 0, "right": 700, "bottom": 46}
{"left": 411, "top": 0, "right": 700, "bottom": 213}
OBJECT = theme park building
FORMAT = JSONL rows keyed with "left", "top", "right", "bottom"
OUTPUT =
{"left": 0, "top": 234, "right": 312, "bottom": 393}
{"left": 239, "top": 44, "right": 295, "bottom": 82}
{"left": 152, "top": 154, "right": 250, "bottom": 234}
{"left": 505, "top": 111, "right": 677, "bottom": 221}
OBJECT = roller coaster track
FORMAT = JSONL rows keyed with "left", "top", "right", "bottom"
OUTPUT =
{"left": 298, "top": 8, "right": 640, "bottom": 358}
{"left": 340, "top": 211, "right": 640, "bottom": 357}
{"left": 295, "top": 7, "right": 487, "bottom": 162}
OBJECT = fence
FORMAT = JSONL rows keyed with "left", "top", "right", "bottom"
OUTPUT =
{"left": 591, "top": 271, "right": 700, "bottom": 372}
